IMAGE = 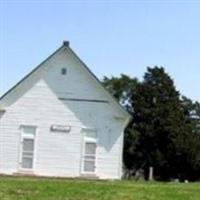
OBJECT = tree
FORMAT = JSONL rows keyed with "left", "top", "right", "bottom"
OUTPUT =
{"left": 181, "top": 96, "right": 200, "bottom": 134}
{"left": 181, "top": 96, "right": 200, "bottom": 179}
{"left": 103, "top": 67, "right": 200, "bottom": 181}
{"left": 131, "top": 67, "right": 200, "bottom": 180}
{"left": 103, "top": 74, "right": 138, "bottom": 113}
{"left": 131, "top": 67, "right": 177, "bottom": 179}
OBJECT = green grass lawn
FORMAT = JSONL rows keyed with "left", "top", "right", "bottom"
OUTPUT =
{"left": 0, "top": 176, "right": 199, "bottom": 200}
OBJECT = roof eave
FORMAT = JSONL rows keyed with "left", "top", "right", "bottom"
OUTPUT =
{"left": 0, "top": 44, "right": 66, "bottom": 102}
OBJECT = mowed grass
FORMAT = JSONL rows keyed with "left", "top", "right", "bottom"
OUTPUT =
{"left": 0, "top": 176, "right": 199, "bottom": 200}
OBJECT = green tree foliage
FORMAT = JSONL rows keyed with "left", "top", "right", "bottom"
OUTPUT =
{"left": 181, "top": 96, "right": 200, "bottom": 178}
{"left": 103, "top": 67, "right": 200, "bottom": 181}
{"left": 182, "top": 96, "right": 200, "bottom": 135}
{"left": 103, "top": 74, "right": 138, "bottom": 113}
{"left": 132, "top": 67, "right": 200, "bottom": 180}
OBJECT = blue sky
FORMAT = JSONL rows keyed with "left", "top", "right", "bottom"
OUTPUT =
{"left": 0, "top": 0, "right": 200, "bottom": 101}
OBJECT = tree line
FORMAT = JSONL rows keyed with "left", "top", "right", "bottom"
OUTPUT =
{"left": 103, "top": 66, "right": 200, "bottom": 181}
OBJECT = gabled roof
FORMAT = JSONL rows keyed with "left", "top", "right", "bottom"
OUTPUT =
{"left": 0, "top": 41, "right": 132, "bottom": 120}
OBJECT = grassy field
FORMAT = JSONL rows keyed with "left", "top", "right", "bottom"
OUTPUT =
{"left": 0, "top": 176, "right": 199, "bottom": 200}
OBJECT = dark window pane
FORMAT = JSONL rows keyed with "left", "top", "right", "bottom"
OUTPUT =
{"left": 85, "top": 143, "right": 96, "bottom": 155}
{"left": 61, "top": 68, "right": 67, "bottom": 75}
{"left": 84, "top": 160, "right": 95, "bottom": 172}
{"left": 22, "top": 157, "right": 33, "bottom": 169}
{"left": 23, "top": 139, "right": 34, "bottom": 152}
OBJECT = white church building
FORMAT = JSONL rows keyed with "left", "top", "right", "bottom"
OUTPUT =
{"left": 0, "top": 41, "right": 131, "bottom": 179}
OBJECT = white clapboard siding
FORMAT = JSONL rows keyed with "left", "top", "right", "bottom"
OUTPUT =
{"left": 0, "top": 43, "right": 130, "bottom": 179}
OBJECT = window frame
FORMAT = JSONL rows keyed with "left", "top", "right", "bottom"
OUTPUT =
{"left": 81, "top": 136, "right": 97, "bottom": 175}
{"left": 18, "top": 125, "right": 37, "bottom": 171}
